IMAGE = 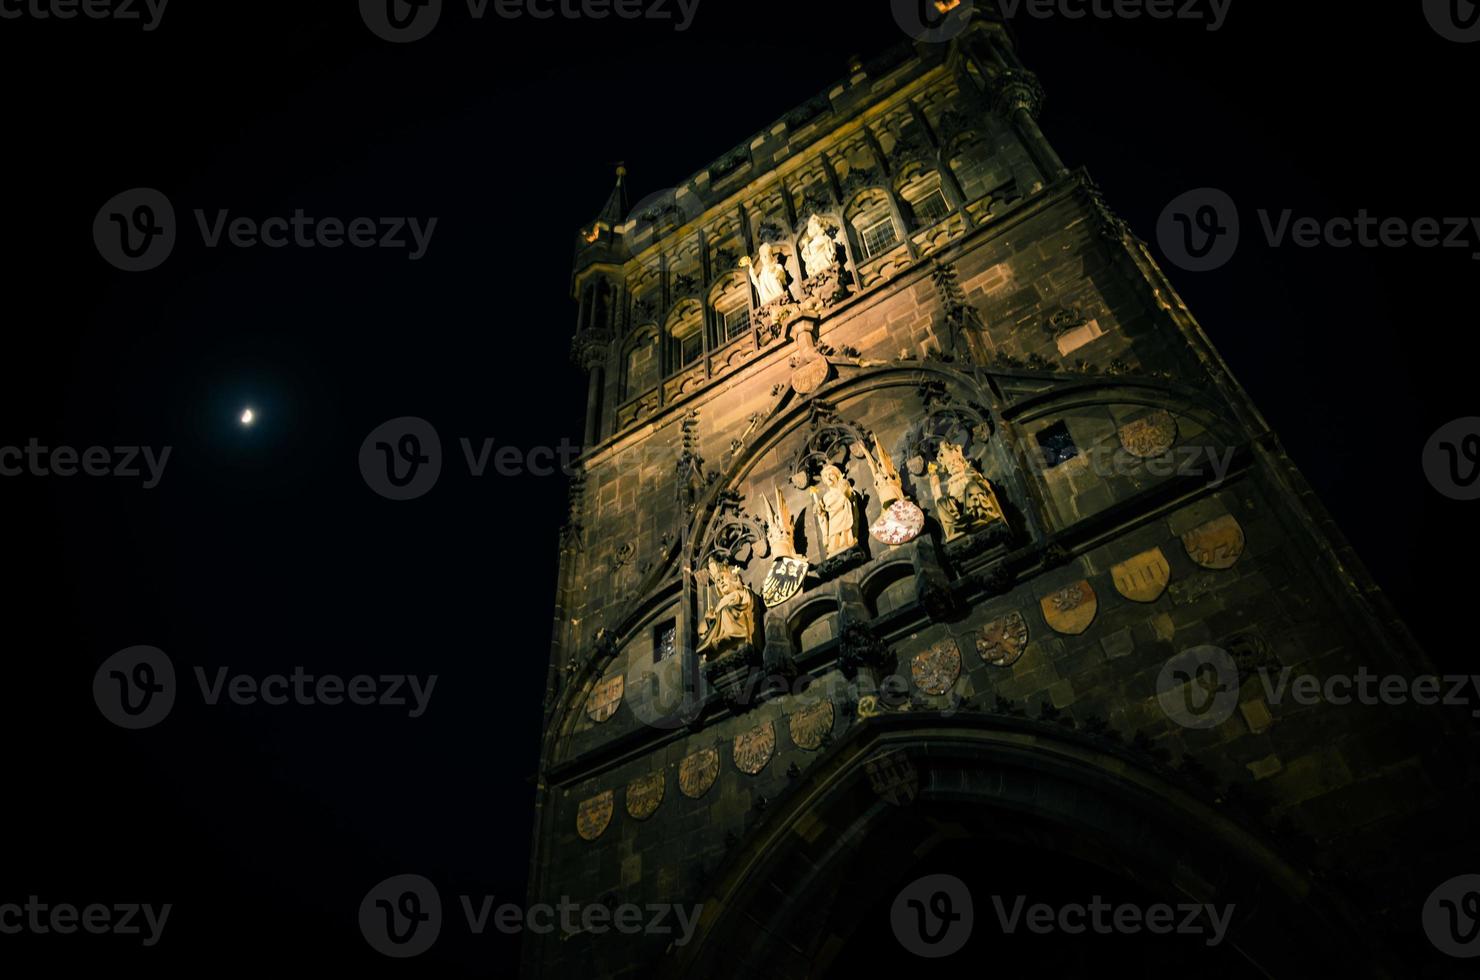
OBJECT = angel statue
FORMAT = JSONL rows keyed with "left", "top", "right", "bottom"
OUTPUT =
{"left": 696, "top": 557, "right": 762, "bottom": 663}
{"left": 927, "top": 441, "right": 1007, "bottom": 541}
{"left": 807, "top": 464, "right": 860, "bottom": 559}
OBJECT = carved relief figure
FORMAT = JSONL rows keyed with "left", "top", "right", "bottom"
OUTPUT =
{"left": 808, "top": 464, "right": 860, "bottom": 558}
{"left": 697, "top": 557, "right": 762, "bottom": 662}
{"left": 799, "top": 214, "right": 840, "bottom": 278}
{"left": 743, "top": 243, "right": 791, "bottom": 307}
{"left": 928, "top": 441, "right": 1007, "bottom": 541}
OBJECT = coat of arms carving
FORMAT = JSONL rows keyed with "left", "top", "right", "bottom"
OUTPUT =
{"left": 1182, "top": 514, "right": 1245, "bottom": 570}
{"left": 625, "top": 772, "right": 665, "bottom": 821}
{"left": 977, "top": 611, "right": 1029, "bottom": 667}
{"left": 678, "top": 747, "right": 720, "bottom": 799}
{"left": 1111, "top": 547, "right": 1172, "bottom": 603}
{"left": 911, "top": 638, "right": 962, "bottom": 695}
{"left": 787, "top": 699, "right": 835, "bottom": 750}
{"left": 586, "top": 673, "right": 624, "bottom": 724}
{"left": 576, "top": 790, "right": 614, "bottom": 841}
{"left": 733, "top": 720, "right": 776, "bottom": 775}
{"left": 1041, "top": 580, "right": 1098, "bottom": 635}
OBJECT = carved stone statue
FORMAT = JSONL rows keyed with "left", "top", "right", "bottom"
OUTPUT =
{"left": 743, "top": 243, "right": 791, "bottom": 307}
{"left": 799, "top": 214, "right": 840, "bottom": 279}
{"left": 760, "top": 487, "right": 800, "bottom": 560}
{"left": 807, "top": 464, "right": 860, "bottom": 558}
{"left": 928, "top": 441, "right": 1007, "bottom": 541}
{"left": 697, "top": 557, "right": 762, "bottom": 663}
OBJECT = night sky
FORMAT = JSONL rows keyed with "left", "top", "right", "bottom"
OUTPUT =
{"left": 3, "top": 2, "right": 1476, "bottom": 974}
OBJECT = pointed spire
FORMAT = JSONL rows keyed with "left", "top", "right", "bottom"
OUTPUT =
{"left": 596, "top": 164, "right": 628, "bottom": 228}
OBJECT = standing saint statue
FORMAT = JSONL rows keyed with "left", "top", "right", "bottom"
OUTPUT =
{"left": 743, "top": 243, "right": 791, "bottom": 307}
{"left": 799, "top": 215, "right": 840, "bottom": 279}
{"left": 807, "top": 464, "right": 860, "bottom": 558}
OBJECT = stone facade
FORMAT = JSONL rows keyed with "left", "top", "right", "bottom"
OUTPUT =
{"left": 527, "top": 10, "right": 1473, "bottom": 978}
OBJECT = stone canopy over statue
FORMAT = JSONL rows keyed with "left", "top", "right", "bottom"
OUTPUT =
{"left": 696, "top": 557, "right": 763, "bottom": 663}
{"left": 928, "top": 441, "right": 1007, "bottom": 541}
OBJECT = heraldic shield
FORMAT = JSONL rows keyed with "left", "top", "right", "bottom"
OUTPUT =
{"left": 762, "top": 556, "right": 809, "bottom": 607}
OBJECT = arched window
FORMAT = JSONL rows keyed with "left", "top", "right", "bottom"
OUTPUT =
{"left": 846, "top": 189, "right": 901, "bottom": 262}
{"left": 709, "top": 273, "right": 752, "bottom": 348}
{"left": 622, "top": 329, "right": 660, "bottom": 400}
{"left": 666, "top": 300, "right": 704, "bottom": 372}
{"left": 897, "top": 168, "right": 953, "bottom": 229}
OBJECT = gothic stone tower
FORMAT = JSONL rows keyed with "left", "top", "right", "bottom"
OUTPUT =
{"left": 528, "top": 10, "right": 1470, "bottom": 978}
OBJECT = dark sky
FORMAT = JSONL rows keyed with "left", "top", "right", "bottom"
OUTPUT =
{"left": 2, "top": 2, "right": 1475, "bottom": 975}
